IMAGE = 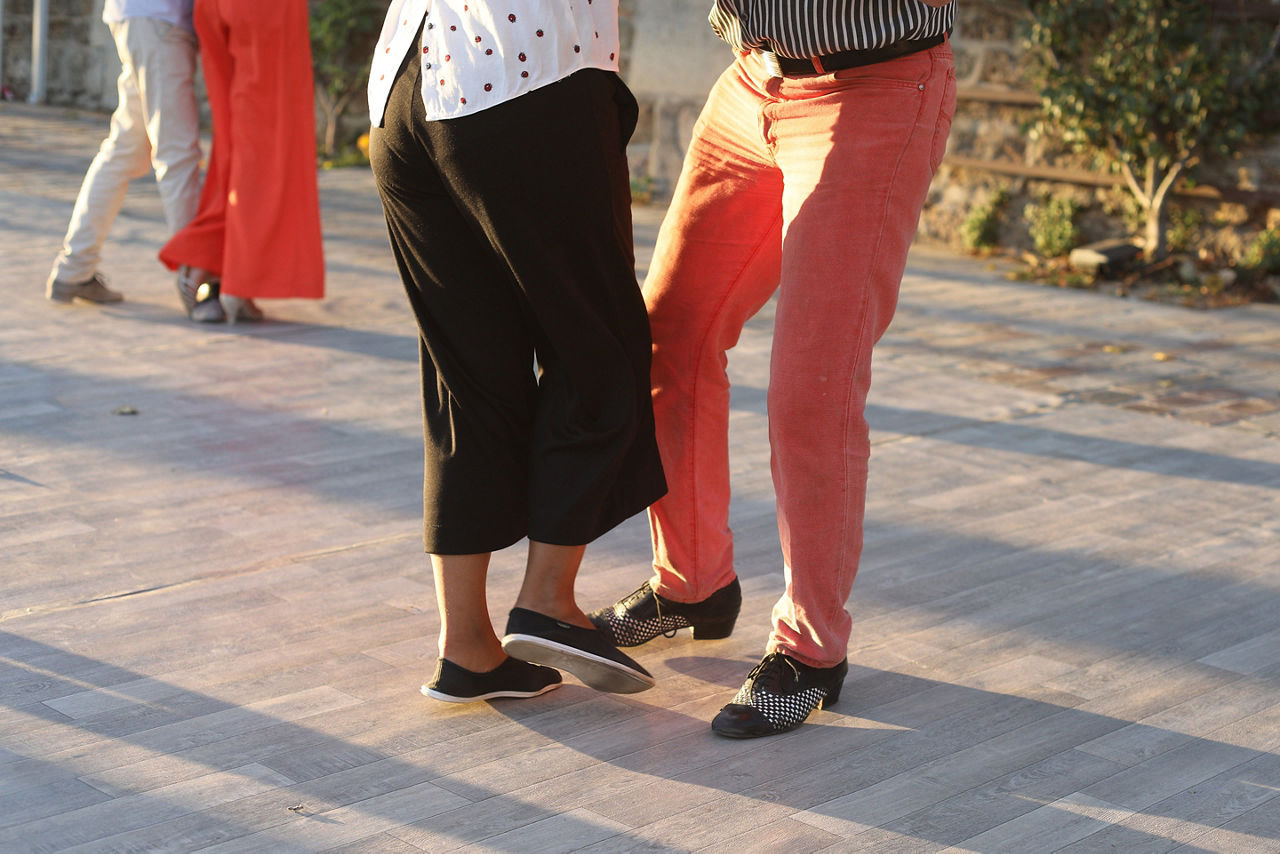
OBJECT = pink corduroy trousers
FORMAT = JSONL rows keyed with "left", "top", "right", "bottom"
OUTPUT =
{"left": 645, "top": 43, "right": 956, "bottom": 669}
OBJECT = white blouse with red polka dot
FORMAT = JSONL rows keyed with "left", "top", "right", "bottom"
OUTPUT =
{"left": 369, "top": 0, "right": 620, "bottom": 124}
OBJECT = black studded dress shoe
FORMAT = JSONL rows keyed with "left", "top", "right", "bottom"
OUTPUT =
{"left": 422, "top": 656, "right": 561, "bottom": 703}
{"left": 711, "top": 652, "right": 848, "bottom": 738}
{"left": 501, "top": 608, "right": 655, "bottom": 694}
{"left": 588, "top": 577, "right": 741, "bottom": 647}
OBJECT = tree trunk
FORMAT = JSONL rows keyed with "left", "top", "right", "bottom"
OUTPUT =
{"left": 324, "top": 109, "right": 338, "bottom": 158}
{"left": 1142, "top": 159, "right": 1186, "bottom": 263}
{"left": 1144, "top": 202, "right": 1167, "bottom": 263}
{"left": 320, "top": 92, "right": 356, "bottom": 158}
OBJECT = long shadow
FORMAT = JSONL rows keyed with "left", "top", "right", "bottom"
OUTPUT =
{"left": 453, "top": 483, "right": 1280, "bottom": 847}
{"left": 0, "top": 630, "right": 675, "bottom": 851}
{"left": 722, "top": 388, "right": 1280, "bottom": 490}
{"left": 4, "top": 479, "right": 1279, "bottom": 850}
{"left": 106, "top": 312, "right": 422, "bottom": 365}
{"left": 897, "top": 255, "right": 1280, "bottom": 362}
{"left": 6, "top": 621, "right": 1278, "bottom": 851}
{"left": 865, "top": 402, "right": 1280, "bottom": 489}
{"left": 0, "top": 359, "right": 421, "bottom": 511}
{"left": 482, "top": 644, "right": 1280, "bottom": 850}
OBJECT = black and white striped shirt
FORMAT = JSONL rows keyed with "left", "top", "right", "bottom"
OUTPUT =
{"left": 709, "top": 0, "right": 955, "bottom": 58}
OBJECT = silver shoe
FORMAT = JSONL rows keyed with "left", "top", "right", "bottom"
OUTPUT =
{"left": 175, "top": 265, "right": 201, "bottom": 313}
{"left": 223, "top": 296, "right": 264, "bottom": 324}
{"left": 189, "top": 280, "right": 226, "bottom": 323}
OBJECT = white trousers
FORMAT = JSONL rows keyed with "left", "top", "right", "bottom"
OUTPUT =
{"left": 50, "top": 17, "right": 202, "bottom": 284}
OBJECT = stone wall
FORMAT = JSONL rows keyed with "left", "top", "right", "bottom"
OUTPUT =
{"left": 618, "top": 0, "right": 732, "bottom": 198}
{"left": 2, "top": 0, "right": 119, "bottom": 108}
{"left": 7, "top": 0, "right": 1277, "bottom": 258}
{"left": 619, "top": 0, "right": 1280, "bottom": 258}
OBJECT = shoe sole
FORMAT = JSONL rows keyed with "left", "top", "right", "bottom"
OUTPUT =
{"left": 501, "top": 634, "right": 655, "bottom": 694}
{"left": 190, "top": 301, "right": 226, "bottom": 323}
{"left": 420, "top": 682, "right": 560, "bottom": 704}
{"left": 47, "top": 290, "right": 123, "bottom": 305}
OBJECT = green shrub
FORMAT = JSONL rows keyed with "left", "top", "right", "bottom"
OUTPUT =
{"left": 1243, "top": 228, "right": 1280, "bottom": 275}
{"left": 310, "top": 0, "right": 386, "bottom": 157}
{"left": 1025, "top": 0, "right": 1280, "bottom": 261}
{"left": 1165, "top": 206, "right": 1204, "bottom": 254}
{"left": 960, "top": 189, "right": 1009, "bottom": 252}
{"left": 1024, "top": 196, "right": 1081, "bottom": 258}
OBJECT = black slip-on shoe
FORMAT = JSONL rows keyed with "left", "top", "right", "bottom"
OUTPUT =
{"left": 422, "top": 656, "right": 561, "bottom": 703}
{"left": 588, "top": 577, "right": 741, "bottom": 647}
{"left": 711, "top": 652, "right": 848, "bottom": 738}
{"left": 501, "top": 607, "right": 655, "bottom": 694}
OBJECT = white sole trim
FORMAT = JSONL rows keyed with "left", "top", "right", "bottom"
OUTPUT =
{"left": 420, "top": 682, "right": 560, "bottom": 704}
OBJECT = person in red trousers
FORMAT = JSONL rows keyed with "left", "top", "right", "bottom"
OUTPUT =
{"left": 160, "top": 0, "right": 325, "bottom": 323}
{"left": 590, "top": 0, "right": 958, "bottom": 738}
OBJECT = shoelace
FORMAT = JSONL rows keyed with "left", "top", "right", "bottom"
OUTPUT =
{"left": 620, "top": 581, "right": 679, "bottom": 639}
{"left": 746, "top": 652, "right": 800, "bottom": 690}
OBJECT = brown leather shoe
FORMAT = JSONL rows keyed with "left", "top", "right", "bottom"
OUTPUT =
{"left": 47, "top": 272, "right": 124, "bottom": 304}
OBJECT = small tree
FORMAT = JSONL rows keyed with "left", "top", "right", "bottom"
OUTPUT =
{"left": 311, "top": 0, "right": 386, "bottom": 157}
{"left": 1025, "top": 195, "right": 1080, "bottom": 258}
{"left": 1025, "top": 0, "right": 1280, "bottom": 261}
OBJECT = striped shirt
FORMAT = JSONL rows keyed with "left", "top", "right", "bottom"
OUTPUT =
{"left": 709, "top": 0, "right": 955, "bottom": 58}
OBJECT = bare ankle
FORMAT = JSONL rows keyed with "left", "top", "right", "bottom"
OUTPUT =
{"left": 439, "top": 637, "right": 506, "bottom": 673}
{"left": 512, "top": 599, "right": 590, "bottom": 628}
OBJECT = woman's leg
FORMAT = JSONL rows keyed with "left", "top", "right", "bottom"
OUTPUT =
{"left": 431, "top": 553, "right": 502, "bottom": 672}
{"left": 422, "top": 70, "right": 666, "bottom": 548}
{"left": 515, "top": 542, "right": 590, "bottom": 628}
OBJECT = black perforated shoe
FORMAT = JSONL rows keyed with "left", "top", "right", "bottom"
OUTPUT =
{"left": 588, "top": 578, "right": 741, "bottom": 647}
{"left": 502, "top": 607, "right": 655, "bottom": 694}
{"left": 711, "top": 652, "right": 848, "bottom": 738}
{"left": 422, "top": 656, "right": 561, "bottom": 703}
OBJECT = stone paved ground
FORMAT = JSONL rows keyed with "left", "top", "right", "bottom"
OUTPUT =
{"left": 3, "top": 101, "right": 1280, "bottom": 852}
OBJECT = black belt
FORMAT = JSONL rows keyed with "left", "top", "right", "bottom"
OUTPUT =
{"left": 759, "top": 34, "right": 946, "bottom": 77}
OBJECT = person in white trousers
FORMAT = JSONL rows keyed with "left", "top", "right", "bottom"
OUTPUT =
{"left": 46, "top": 0, "right": 201, "bottom": 306}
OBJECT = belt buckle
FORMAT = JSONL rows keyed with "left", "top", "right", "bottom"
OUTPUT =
{"left": 760, "top": 51, "right": 784, "bottom": 78}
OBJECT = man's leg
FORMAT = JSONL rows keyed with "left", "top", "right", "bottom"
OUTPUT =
{"left": 131, "top": 17, "right": 202, "bottom": 234}
{"left": 48, "top": 19, "right": 155, "bottom": 290}
{"left": 765, "top": 45, "right": 957, "bottom": 669}
{"left": 587, "top": 59, "right": 789, "bottom": 648}
{"left": 709, "top": 44, "right": 956, "bottom": 740}
{"left": 643, "top": 59, "right": 785, "bottom": 604}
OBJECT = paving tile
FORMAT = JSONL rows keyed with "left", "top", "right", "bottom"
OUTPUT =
{"left": 2, "top": 100, "right": 1279, "bottom": 853}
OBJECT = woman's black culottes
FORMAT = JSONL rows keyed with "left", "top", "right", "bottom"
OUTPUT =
{"left": 370, "top": 47, "right": 666, "bottom": 554}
